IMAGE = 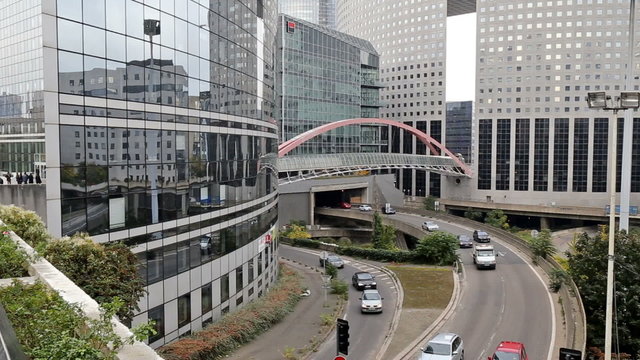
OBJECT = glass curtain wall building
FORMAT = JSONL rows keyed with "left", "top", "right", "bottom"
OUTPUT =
{"left": 0, "top": 0, "right": 279, "bottom": 348}
{"left": 445, "top": 101, "right": 472, "bottom": 163}
{"left": 276, "top": 14, "right": 385, "bottom": 155}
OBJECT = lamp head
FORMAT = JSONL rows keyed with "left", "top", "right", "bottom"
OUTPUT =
{"left": 620, "top": 92, "right": 640, "bottom": 109}
{"left": 586, "top": 92, "right": 608, "bottom": 109}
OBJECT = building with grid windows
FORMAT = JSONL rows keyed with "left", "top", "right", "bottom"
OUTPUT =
{"left": 445, "top": 101, "right": 473, "bottom": 163}
{"left": 276, "top": 14, "right": 385, "bottom": 155}
{"left": 0, "top": 0, "right": 279, "bottom": 348}
{"left": 338, "top": 0, "right": 640, "bottom": 221}
{"left": 278, "top": 0, "right": 337, "bottom": 29}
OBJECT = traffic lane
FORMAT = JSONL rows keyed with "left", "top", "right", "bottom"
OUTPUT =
{"left": 394, "top": 212, "right": 553, "bottom": 360}
{"left": 280, "top": 245, "right": 399, "bottom": 360}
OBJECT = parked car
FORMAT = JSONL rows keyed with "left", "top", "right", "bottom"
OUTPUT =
{"left": 458, "top": 235, "right": 473, "bottom": 248}
{"left": 359, "top": 289, "right": 383, "bottom": 313}
{"left": 319, "top": 252, "right": 345, "bottom": 268}
{"left": 422, "top": 221, "right": 439, "bottom": 231}
{"left": 338, "top": 201, "right": 352, "bottom": 209}
{"left": 358, "top": 204, "right": 373, "bottom": 211}
{"left": 420, "top": 332, "right": 464, "bottom": 360}
{"left": 488, "top": 341, "right": 528, "bottom": 360}
{"left": 473, "top": 230, "right": 491, "bottom": 243}
{"left": 352, "top": 271, "right": 377, "bottom": 290}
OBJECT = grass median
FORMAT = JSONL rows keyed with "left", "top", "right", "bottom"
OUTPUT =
{"left": 382, "top": 265, "right": 454, "bottom": 359}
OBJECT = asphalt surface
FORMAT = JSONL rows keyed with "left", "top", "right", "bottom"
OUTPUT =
{"left": 280, "top": 246, "right": 400, "bottom": 360}
{"left": 391, "top": 212, "right": 554, "bottom": 360}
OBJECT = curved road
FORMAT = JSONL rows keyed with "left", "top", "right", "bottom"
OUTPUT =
{"left": 389, "top": 212, "right": 554, "bottom": 360}
{"left": 279, "top": 245, "right": 399, "bottom": 360}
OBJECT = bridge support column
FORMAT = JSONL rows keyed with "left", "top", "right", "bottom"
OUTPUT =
{"left": 540, "top": 217, "right": 550, "bottom": 230}
{"left": 309, "top": 191, "right": 315, "bottom": 226}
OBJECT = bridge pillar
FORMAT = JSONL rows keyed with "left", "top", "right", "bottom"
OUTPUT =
{"left": 309, "top": 191, "right": 315, "bottom": 226}
{"left": 540, "top": 217, "right": 550, "bottom": 230}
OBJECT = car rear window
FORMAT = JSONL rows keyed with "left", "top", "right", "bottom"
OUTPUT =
{"left": 358, "top": 273, "right": 373, "bottom": 280}
{"left": 493, "top": 351, "right": 520, "bottom": 360}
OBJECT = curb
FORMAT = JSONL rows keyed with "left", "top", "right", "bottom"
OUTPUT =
{"left": 392, "top": 266, "right": 462, "bottom": 360}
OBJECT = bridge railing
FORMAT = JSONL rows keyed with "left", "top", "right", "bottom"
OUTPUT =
{"left": 396, "top": 205, "right": 587, "bottom": 354}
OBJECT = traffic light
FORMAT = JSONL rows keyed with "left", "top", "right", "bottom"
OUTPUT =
{"left": 559, "top": 348, "right": 582, "bottom": 360}
{"left": 337, "top": 318, "right": 350, "bottom": 355}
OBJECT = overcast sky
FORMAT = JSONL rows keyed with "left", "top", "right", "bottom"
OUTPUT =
{"left": 446, "top": 13, "right": 476, "bottom": 102}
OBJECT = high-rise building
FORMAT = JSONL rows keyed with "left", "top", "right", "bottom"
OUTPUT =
{"left": 0, "top": 0, "right": 280, "bottom": 348}
{"left": 279, "top": 0, "right": 337, "bottom": 29}
{"left": 336, "top": 0, "right": 476, "bottom": 197}
{"left": 445, "top": 0, "right": 640, "bottom": 213}
{"left": 446, "top": 101, "right": 473, "bottom": 163}
{"left": 277, "top": 14, "right": 385, "bottom": 154}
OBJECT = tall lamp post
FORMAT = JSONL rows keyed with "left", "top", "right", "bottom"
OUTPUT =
{"left": 586, "top": 91, "right": 640, "bottom": 360}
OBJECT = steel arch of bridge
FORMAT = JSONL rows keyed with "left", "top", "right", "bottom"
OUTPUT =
{"left": 278, "top": 117, "right": 473, "bottom": 177}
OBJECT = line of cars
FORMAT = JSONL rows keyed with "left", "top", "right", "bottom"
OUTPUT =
{"left": 419, "top": 333, "right": 529, "bottom": 360}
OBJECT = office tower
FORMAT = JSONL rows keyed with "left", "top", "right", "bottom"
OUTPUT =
{"left": 336, "top": 0, "right": 475, "bottom": 197}
{"left": 279, "top": 0, "right": 337, "bottom": 29}
{"left": 446, "top": 101, "right": 473, "bottom": 163}
{"left": 0, "top": 0, "right": 279, "bottom": 347}
{"left": 277, "top": 14, "right": 385, "bottom": 155}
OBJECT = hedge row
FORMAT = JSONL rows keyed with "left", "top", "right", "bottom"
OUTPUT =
{"left": 288, "top": 237, "right": 420, "bottom": 263}
{"left": 159, "top": 263, "right": 303, "bottom": 360}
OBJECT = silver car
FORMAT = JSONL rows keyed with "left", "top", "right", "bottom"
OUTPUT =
{"left": 420, "top": 333, "right": 464, "bottom": 360}
{"left": 359, "top": 289, "right": 383, "bottom": 313}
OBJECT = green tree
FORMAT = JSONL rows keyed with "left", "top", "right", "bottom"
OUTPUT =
{"left": 528, "top": 229, "right": 556, "bottom": 264}
{"left": 567, "top": 230, "right": 640, "bottom": 356}
{"left": 372, "top": 212, "right": 396, "bottom": 250}
{"left": 423, "top": 196, "right": 438, "bottom": 211}
{"left": 464, "top": 208, "right": 484, "bottom": 221}
{"left": 485, "top": 209, "right": 509, "bottom": 230}
{"left": 283, "top": 224, "right": 311, "bottom": 240}
{"left": 415, "top": 232, "right": 458, "bottom": 265}
{"left": 325, "top": 263, "right": 338, "bottom": 279}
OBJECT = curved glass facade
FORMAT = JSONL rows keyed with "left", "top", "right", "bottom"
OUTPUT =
{"left": 0, "top": 0, "right": 280, "bottom": 348}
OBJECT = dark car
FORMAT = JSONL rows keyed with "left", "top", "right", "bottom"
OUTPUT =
{"left": 473, "top": 230, "right": 491, "bottom": 243}
{"left": 352, "top": 271, "right": 377, "bottom": 290}
{"left": 458, "top": 235, "right": 473, "bottom": 248}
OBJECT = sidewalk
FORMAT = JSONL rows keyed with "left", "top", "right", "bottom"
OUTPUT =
{"left": 226, "top": 259, "right": 342, "bottom": 360}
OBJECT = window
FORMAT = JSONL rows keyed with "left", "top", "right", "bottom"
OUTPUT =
{"left": 221, "top": 273, "right": 230, "bottom": 302}
{"left": 148, "top": 305, "right": 164, "bottom": 343}
{"left": 202, "top": 283, "right": 212, "bottom": 314}
{"left": 177, "top": 293, "right": 190, "bottom": 328}
{"left": 236, "top": 265, "right": 244, "bottom": 293}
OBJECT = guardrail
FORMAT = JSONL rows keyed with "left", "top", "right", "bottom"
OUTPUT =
{"left": 396, "top": 206, "right": 587, "bottom": 355}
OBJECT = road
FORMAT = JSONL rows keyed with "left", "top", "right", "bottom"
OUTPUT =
{"left": 389, "top": 212, "right": 554, "bottom": 360}
{"left": 279, "top": 245, "right": 399, "bottom": 360}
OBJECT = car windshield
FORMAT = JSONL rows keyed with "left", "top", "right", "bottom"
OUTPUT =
{"left": 424, "top": 343, "right": 450, "bottom": 355}
{"left": 478, "top": 250, "right": 494, "bottom": 257}
{"left": 357, "top": 273, "right": 373, "bottom": 280}
{"left": 493, "top": 351, "right": 520, "bottom": 360}
{"left": 478, "top": 232, "right": 488, "bottom": 237}
{"left": 328, "top": 256, "right": 341, "bottom": 262}
{"left": 363, "top": 292, "right": 381, "bottom": 300}
{"left": 459, "top": 236, "right": 470, "bottom": 241}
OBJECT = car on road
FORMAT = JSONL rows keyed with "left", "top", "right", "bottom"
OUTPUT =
{"left": 488, "top": 341, "right": 528, "bottom": 360}
{"left": 382, "top": 202, "right": 396, "bottom": 214}
{"left": 457, "top": 235, "right": 473, "bottom": 248}
{"left": 352, "top": 271, "right": 377, "bottom": 290}
{"left": 338, "top": 201, "right": 352, "bottom": 209}
{"left": 359, "top": 289, "right": 383, "bottom": 313}
{"left": 472, "top": 244, "right": 497, "bottom": 269}
{"left": 473, "top": 230, "right": 491, "bottom": 242}
{"left": 358, "top": 204, "right": 373, "bottom": 211}
{"left": 422, "top": 221, "right": 439, "bottom": 231}
{"left": 420, "top": 332, "right": 464, "bottom": 360}
{"left": 319, "top": 252, "right": 345, "bottom": 268}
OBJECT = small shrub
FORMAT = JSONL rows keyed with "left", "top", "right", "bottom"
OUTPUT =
{"left": 423, "top": 195, "right": 438, "bottom": 211}
{"left": 330, "top": 279, "right": 348, "bottom": 299}
{"left": 325, "top": 263, "right": 338, "bottom": 279}
{"left": 0, "top": 227, "right": 30, "bottom": 278}
{"left": 337, "top": 237, "right": 352, "bottom": 247}
{"left": 283, "top": 224, "right": 311, "bottom": 240}
{"left": 485, "top": 209, "right": 509, "bottom": 230}
{"left": 415, "top": 232, "right": 459, "bottom": 265}
{"left": 0, "top": 205, "right": 50, "bottom": 248}
{"left": 528, "top": 229, "right": 556, "bottom": 264}
{"left": 320, "top": 313, "right": 333, "bottom": 326}
{"left": 290, "top": 238, "right": 322, "bottom": 248}
{"left": 464, "top": 208, "right": 483, "bottom": 221}
{"left": 318, "top": 237, "right": 336, "bottom": 244}
{"left": 548, "top": 268, "right": 568, "bottom": 293}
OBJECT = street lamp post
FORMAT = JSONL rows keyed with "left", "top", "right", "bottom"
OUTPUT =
{"left": 620, "top": 0, "right": 636, "bottom": 232}
{"left": 586, "top": 91, "right": 640, "bottom": 360}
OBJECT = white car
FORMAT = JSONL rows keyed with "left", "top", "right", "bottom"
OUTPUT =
{"left": 420, "top": 333, "right": 464, "bottom": 360}
{"left": 422, "top": 221, "right": 439, "bottom": 231}
{"left": 358, "top": 204, "right": 373, "bottom": 211}
{"left": 359, "top": 289, "right": 383, "bottom": 313}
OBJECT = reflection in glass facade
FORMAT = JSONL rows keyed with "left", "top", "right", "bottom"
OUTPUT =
{"left": 592, "top": 118, "right": 609, "bottom": 193}
{"left": 495, "top": 119, "right": 510, "bottom": 191}
{"left": 573, "top": 119, "right": 589, "bottom": 193}
{"left": 553, "top": 119, "right": 569, "bottom": 192}
{"left": 276, "top": 15, "right": 383, "bottom": 155}
{"left": 0, "top": 0, "right": 279, "bottom": 349}
{"left": 514, "top": 119, "right": 529, "bottom": 191}
{"left": 445, "top": 101, "right": 472, "bottom": 163}
{"left": 477, "top": 119, "right": 492, "bottom": 190}
{"left": 279, "top": 0, "right": 336, "bottom": 29}
{"left": 533, "top": 119, "right": 549, "bottom": 192}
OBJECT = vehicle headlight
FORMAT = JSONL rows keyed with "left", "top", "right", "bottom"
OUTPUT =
{"left": 358, "top": 283, "right": 363, "bottom": 286}
{"left": 371, "top": 282, "right": 377, "bottom": 286}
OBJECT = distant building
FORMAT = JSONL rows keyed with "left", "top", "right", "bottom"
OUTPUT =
{"left": 277, "top": 14, "right": 385, "bottom": 154}
{"left": 279, "top": 0, "right": 337, "bottom": 29}
{"left": 445, "top": 101, "right": 472, "bottom": 164}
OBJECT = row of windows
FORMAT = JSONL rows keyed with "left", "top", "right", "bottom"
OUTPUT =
{"left": 477, "top": 117, "right": 640, "bottom": 193}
